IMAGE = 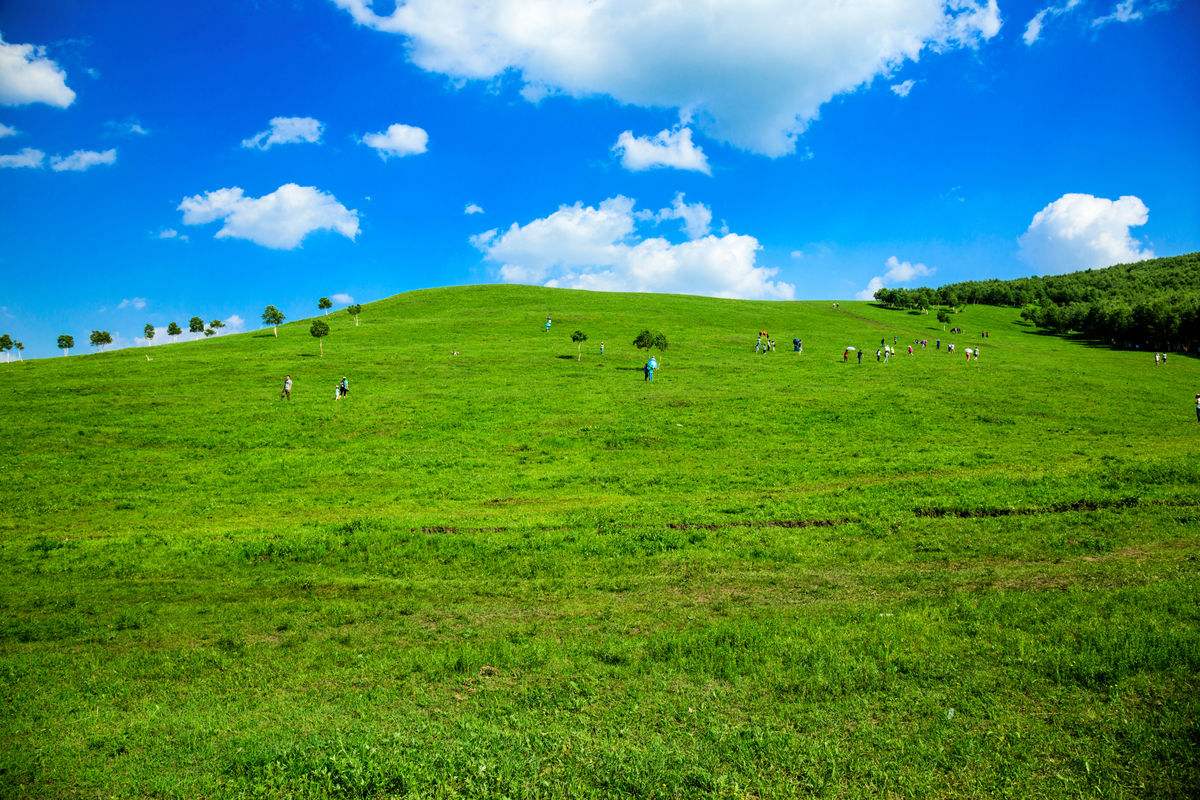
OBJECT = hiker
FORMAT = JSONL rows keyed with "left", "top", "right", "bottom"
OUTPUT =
{"left": 544, "top": 316, "right": 552, "bottom": 333}
{"left": 339, "top": 376, "right": 349, "bottom": 398}
{"left": 884, "top": 347, "right": 891, "bottom": 364}
{"left": 1162, "top": 352, "right": 1168, "bottom": 365}
{"left": 645, "top": 355, "right": 658, "bottom": 382}
{"left": 793, "top": 338, "right": 801, "bottom": 352}
{"left": 876, "top": 349, "right": 882, "bottom": 362}
{"left": 768, "top": 338, "right": 776, "bottom": 352}
{"left": 756, "top": 333, "right": 763, "bottom": 353}
{"left": 880, "top": 337, "right": 886, "bottom": 347}
{"left": 907, "top": 345, "right": 913, "bottom": 355}
{"left": 857, "top": 349, "right": 863, "bottom": 364}
{"left": 1195, "top": 393, "right": 1200, "bottom": 423}
{"left": 936, "top": 338, "right": 941, "bottom": 350}
{"left": 1155, "top": 352, "right": 1161, "bottom": 366}
{"left": 600, "top": 341, "right": 605, "bottom": 356}
{"left": 281, "top": 375, "right": 292, "bottom": 401}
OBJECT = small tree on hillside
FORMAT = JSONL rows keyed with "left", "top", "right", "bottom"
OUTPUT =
{"left": 347, "top": 304, "right": 362, "bottom": 326}
{"left": 318, "top": 297, "right": 332, "bottom": 316}
{"left": 58, "top": 334, "right": 74, "bottom": 356}
{"left": 14, "top": 341, "right": 23, "bottom": 361}
{"left": 167, "top": 322, "right": 182, "bottom": 342}
{"left": 209, "top": 319, "right": 224, "bottom": 331}
{"left": 204, "top": 327, "right": 216, "bottom": 337}
{"left": 143, "top": 324, "right": 156, "bottom": 345}
{"left": 936, "top": 309, "right": 952, "bottom": 329}
{"left": 188, "top": 316, "right": 205, "bottom": 334}
{"left": 0, "top": 334, "right": 12, "bottom": 363}
{"left": 90, "top": 330, "right": 113, "bottom": 351}
{"left": 634, "top": 329, "right": 669, "bottom": 365}
{"left": 310, "top": 319, "right": 330, "bottom": 356}
{"left": 571, "top": 330, "right": 588, "bottom": 361}
{"left": 262, "top": 305, "right": 285, "bottom": 337}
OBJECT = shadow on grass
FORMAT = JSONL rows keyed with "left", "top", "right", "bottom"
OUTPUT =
{"left": 1017, "top": 326, "right": 1199, "bottom": 358}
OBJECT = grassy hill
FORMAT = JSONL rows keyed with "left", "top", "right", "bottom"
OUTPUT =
{"left": 1, "top": 285, "right": 1198, "bottom": 799}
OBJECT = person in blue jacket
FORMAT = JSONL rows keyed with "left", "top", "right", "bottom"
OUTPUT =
{"left": 645, "top": 355, "right": 658, "bottom": 382}
{"left": 544, "top": 316, "right": 552, "bottom": 333}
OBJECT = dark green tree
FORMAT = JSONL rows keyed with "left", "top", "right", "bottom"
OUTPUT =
{"left": 0, "top": 334, "right": 12, "bottom": 362}
{"left": 143, "top": 324, "right": 155, "bottom": 344}
{"left": 347, "top": 303, "right": 363, "bottom": 326}
{"left": 571, "top": 329, "right": 588, "bottom": 361}
{"left": 262, "top": 305, "right": 285, "bottom": 337}
{"left": 310, "top": 319, "right": 330, "bottom": 355}
{"left": 167, "top": 322, "right": 182, "bottom": 341}
{"left": 89, "top": 330, "right": 113, "bottom": 351}
{"left": 188, "top": 316, "right": 205, "bottom": 334}
{"left": 57, "top": 334, "right": 74, "bottom": 356}
{"left": 318, "top": 297, "right": 332, "bottom": 316}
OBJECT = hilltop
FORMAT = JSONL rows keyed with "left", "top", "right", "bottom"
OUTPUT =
{"left": 1, "top": 285, "right": 1198, "bottom": 799}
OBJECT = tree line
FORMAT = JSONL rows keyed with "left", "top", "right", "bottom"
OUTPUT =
{"left": 22, "top": 297, "right": 365, "bottom": 358}
{"left": 874, "top": 252, "right": 1200, "bottom": 352}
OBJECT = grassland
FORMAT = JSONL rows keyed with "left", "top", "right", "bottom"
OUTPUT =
{"left": 1, "top": 284, "right": 1198, "bottom": 799}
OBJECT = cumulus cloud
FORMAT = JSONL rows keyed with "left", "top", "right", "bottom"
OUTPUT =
{"left": 857, "top": 255, "right": 934, "bottom": 300}
{"left": 118, "top": 297, "right": 147, "bottom": 310}
{"left": 0, "top": 122, "right": 16, "bottom": 137}
{"left": 332, "top": 0, "right": 1000, "bottom": 156}
{"left": 361, "top": 123, "right": 428, "bottom": 159}
{"left": 473, "top": 194, "right": 793, "bottom": 300}
{"left": 613, "top": 127, "right": 710, "bottom": 174}
{"left": 0, "top": 146, "right": 43, "bottom": 168}
{"left": 330, "top": 292, "right": 354, "bottom": 304}
{"left": 0, "top": 35, "right": 76, "bottom": 107}
{"left": 50, "top": 148, "right": 117, "bottom": 172}
{"left": 1092, "top": 0, "right": 1159, "bottom": 28}
{"left": 637, "top": 192, "right": 712, "bottom": 240}
{"left": 1018, "top": 193, "right": 1153, "bottom": 274}
{"left": 241, "top": 116, "right": 324, "bottom": 150}
{"left": 157, "top": 228, "right": 188, "bottom": 241}
{"left": 891, "top": 79, "right": 917, "bottom": 97}
{"left": 464, "top": 202, "right": 485, "bottom": 215}
{"left": 178, "top": 183, "right": 360, "bottom": 250}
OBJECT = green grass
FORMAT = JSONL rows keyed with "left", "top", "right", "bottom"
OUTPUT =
{"left": 1, "top": 284, "right": 1198, "bottom": 799}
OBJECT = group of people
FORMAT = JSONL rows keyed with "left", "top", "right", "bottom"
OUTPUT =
{"left": 1154, "top": 352, "right": 1170, "bottom": 365}
{"left": 755, "top": 330, "right": 776, "bottom": 353}
{"left": 277, "top": 374, "right": 350, "bottom": 401}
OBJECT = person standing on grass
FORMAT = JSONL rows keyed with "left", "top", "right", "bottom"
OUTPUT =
{"left": 1162, "top": 352, "right": 1168, "bottom": 365}
{"left": 544, "top": 316, "right": 552, "bottom": 333}
{"left": 600, "top": 341, "right": 605, "bottom": 356}
{"left": 857, "top": 349, "right": 863, "bottom": 364}
{"left": 645, "top": 355, "right": 658, "bottom": 382}
{"left": 339, "top": 376, "right": 349, "bottom": 399}
{"left": 1155, "top": 352, "right": 1161, "bottom": 366}
{"left": 281, "top": 375, "right": 292, "bottom": 401}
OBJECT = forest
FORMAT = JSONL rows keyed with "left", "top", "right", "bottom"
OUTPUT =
{"left": 872, "top": 252, "right": 1200, "bottom": 352}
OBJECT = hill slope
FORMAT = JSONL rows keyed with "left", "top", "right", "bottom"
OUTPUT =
{"left": 2, "top": 285, "right": 1198, "bottom": 798}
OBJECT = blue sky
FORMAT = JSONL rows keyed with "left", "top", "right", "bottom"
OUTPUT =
{"left": 1, "top": 0, "right": 1197, "bottom": 357}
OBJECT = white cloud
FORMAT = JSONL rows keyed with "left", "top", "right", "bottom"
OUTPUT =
{"left": 106, "top": 118, "right": 149, "bottom": 137}
{"left": 241, "top": 116, "right": 324, "bottom": 150}
{"left": 0, "top": 146, "right": 43, "bottom": 168}
{"left": 464, "top": 202, "right": 485, "bottom": 215}
{"left": 1018, "top": 193, "right": 1153, "bottom": 274}
{"left": 330, "top": 292, "right": 354, "bottom": 304}
{"left": 613, "top": 127, "right": 710, "bottom": 174}
{"left": 50, "top": 148, "right": 117, "bottom": 172}
{"left": 0, "top": 122, "right": 16, "bottom": 137}
{"left": 0, "top": 35, "right": 75, "bottom": 108}
{"left": 179, "top": 183, "right": 360, "bottom": 250}
{"left": 158, "top": 228, "right": 189, "bottom": 241}
{"left": 891, "top": 79, "right": 917, "bottom": 97}
{"left": 638, "top": 192, "right": 712, "bottom": 240}
{"left": 1093, "top": 0, "right": 1154, "bottom": 28}
{"left": 1022, "top": 0, "right": 1081, "bottom": 44}
{"left": 361, "top": 123, "right": 428, "bottom": 159}
{"left": 473, "top": 194, "right": 793, "bottom": 300}
{"left": 790, "top": 250, "right": 805, "bottom": 259}
{"left": 856, "top": 255, "right": 934, "bottom": 299}
{"left": 118, "top": 297, "right": 147, "bottom": 310}
{"left": 332, "top": 0, "right": 1001, "bottom": 157}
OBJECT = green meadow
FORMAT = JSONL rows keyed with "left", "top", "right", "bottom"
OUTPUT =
{"left": 1, "top": 284, "right": 1197, "bottom": 799}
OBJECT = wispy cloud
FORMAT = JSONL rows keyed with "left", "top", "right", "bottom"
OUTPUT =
{"left": 241, "top": 116, "right": 324, "bottom": 150}
{"left": 50, "top": 148, "right": 117, "bottom": 172}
